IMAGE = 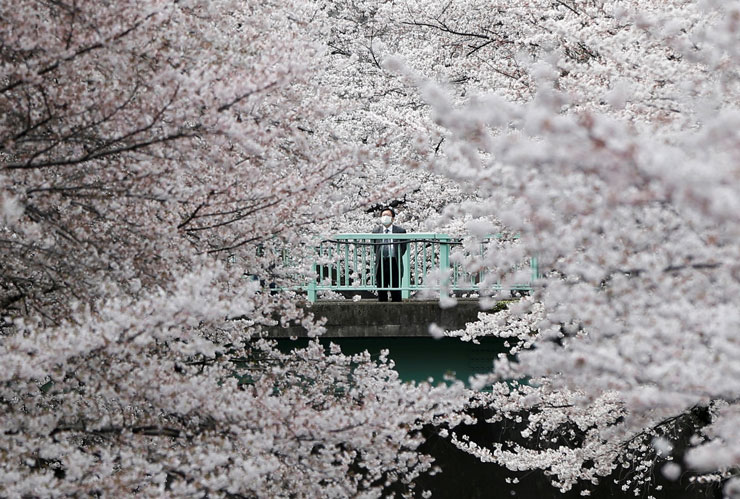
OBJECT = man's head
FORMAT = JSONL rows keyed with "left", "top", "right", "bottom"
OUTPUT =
{"left": 380, "top": 208, "right": 395, "bottom": 227}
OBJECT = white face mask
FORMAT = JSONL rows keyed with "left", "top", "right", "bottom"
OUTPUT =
{"left": 380, "top": 215, "right": 393, "bottom": 227}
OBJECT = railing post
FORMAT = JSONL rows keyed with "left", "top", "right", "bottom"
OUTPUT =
{"left": 402, "top": 239, "right": 411, "bottom": 299}
{"left": 439, "top": 235, "right": 451, "bottom": 294}
{"left": 307, "top": 262, "right": 317, "bottom": 302}
{"left": 307, "top": 244, "right": 318, "bottom": 302}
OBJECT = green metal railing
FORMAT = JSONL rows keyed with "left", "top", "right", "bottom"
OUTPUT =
{"left": 305, "top": 233, "right": 539, "bottom": 302}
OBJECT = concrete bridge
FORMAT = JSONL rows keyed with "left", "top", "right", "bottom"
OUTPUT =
{"left": 269, "top": 299, "right": 489, "bottom": 338}
{"left": 264, "top": 232, "right": 535, "bottom": 383}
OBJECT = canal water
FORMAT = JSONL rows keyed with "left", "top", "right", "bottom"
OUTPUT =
{"left": 272, "top": 337, "right": 719, "bottom": 498}
{"left": 275, "top": 336, "right": 508, "bottom": 386}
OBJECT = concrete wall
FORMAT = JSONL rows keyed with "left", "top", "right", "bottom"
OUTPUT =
{"left": 267, "top": 299, "right": 490, "bottom": 338}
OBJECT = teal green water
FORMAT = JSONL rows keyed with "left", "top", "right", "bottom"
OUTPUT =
{"left": 274, "top": 337, "right": 508, "bottom": 386}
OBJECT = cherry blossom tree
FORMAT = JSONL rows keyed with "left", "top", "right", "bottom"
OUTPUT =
{"left": 358, "top": 0, "right": 740, "bottom": 495}
{"left": 0, "top": 1, "right": 471, "bottom": 496}
{"left": 0, "top": 0, "right": 380, "bottom": 317}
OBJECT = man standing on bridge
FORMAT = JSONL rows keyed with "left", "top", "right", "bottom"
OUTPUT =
{"left": 373, "top": 208, "right": 407, "bottom": 302}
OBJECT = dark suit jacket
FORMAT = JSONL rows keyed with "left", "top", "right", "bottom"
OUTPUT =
{"left": 372, "top": 225, "right": 407, "bottom": 270}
